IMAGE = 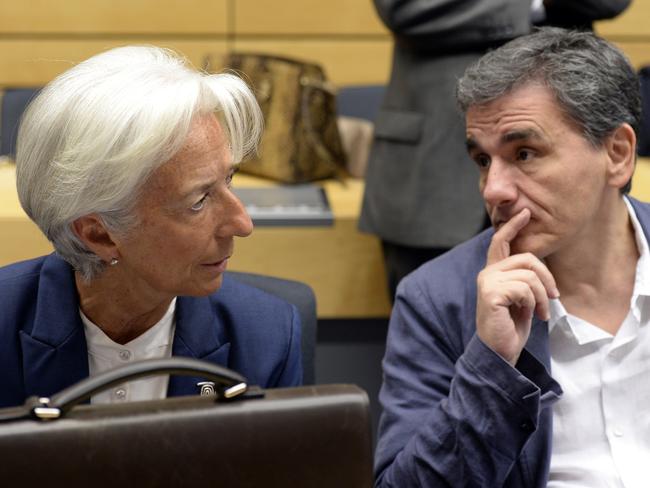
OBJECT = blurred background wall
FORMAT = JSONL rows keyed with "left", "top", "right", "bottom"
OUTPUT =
{"left": 0, "top": 0, "right": 647, "bottom": 90}
{"left": 0, "top": 0, "right": 391, "bottom": 88}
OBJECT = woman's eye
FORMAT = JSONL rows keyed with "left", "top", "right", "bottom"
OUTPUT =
{"left": 227, "top": 167, "right": 239, "bottom": 188}
{"left": 191, "top": 195, "right": 208, "bottom": 212}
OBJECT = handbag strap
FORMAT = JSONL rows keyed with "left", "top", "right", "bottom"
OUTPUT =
{"left": 299, "top": 77, "right": 346, "bottom": 181}
{"left": 2, "top": 358, "right": 249, "bottom": 422}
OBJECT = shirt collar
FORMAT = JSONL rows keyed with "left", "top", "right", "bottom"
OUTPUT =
{"left": 82, "top": 297, "right": 177, "bottom": 359}
{"left": 548, "top": 298, "right": 613, "bottom": 344}
{"left": 548, "top": 298, "right": 566, "bottom": 334}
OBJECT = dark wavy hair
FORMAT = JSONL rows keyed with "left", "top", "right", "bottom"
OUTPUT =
{"left": 457, "top": 27, "right": 640, "bottom": 193}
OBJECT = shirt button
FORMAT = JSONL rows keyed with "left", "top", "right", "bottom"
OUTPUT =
{"left": 613, "top": 428, "right": 624, "bottom": 437}
{"left": 114, "top": 388, "right": 127, "bottom": 400}
{"left": 119, "top": 350, "right": 131, "bottom": 361}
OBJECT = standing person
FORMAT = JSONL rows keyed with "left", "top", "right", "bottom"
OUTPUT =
{"left": 360, "top": 0, "right": 632, "bottom": 300}
{"left": 0, "top": 46, "right": 302, "bottom": 408}
{"left": 375, "top": 27, "right": 645, "bottom": 487}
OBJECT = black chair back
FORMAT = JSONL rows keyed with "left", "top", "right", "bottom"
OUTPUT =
{"left": 336, "top": 85, "right": 385, "bottom": 122}
{"left": 0, "top": 88, "right": 41, "bottom": 158}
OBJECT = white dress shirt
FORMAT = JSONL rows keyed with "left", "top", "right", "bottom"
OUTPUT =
{"left": 547, "top": 199, "right": 650, "bottom": 487}
{"left": 81, "top": 298, "right": 176, "bottom": 404}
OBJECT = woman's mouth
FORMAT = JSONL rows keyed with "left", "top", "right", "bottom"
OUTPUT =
{"left": 201, "top": 257, "right": 229, "bottom": 273}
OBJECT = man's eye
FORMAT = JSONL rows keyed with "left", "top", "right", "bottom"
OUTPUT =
{"left": 475, "top": 154, "right": 491, "bottom": 168}
{"left": 191, "top": 194, "right": 208, "bottom": 212}
{"left": 517, "top": 149, "right": 533, "bottom": 161}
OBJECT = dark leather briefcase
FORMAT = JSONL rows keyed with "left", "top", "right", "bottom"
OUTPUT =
{"left": 0, "top": 358, "right": 373, "bottom": 487}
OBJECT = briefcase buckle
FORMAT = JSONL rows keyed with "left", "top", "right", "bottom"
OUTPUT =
{"left": 223, "top": 382, "right": 247, "bottom": 399}
{"left": 197, "top": 382, "right": 216, "bottom": 396}
{"left": 32, "top": 397, "right": 61, "bottom": 420}
{"left": 197, "top": 381, "right": 247, "bottom": 399}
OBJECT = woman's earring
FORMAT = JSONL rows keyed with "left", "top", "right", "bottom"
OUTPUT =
{"left": 109, "top": 258, "right": 119, "bottom": 266}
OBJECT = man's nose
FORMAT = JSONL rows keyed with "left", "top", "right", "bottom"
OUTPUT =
{"left": 480, "top": 159, "right": 518, "bottom": 208}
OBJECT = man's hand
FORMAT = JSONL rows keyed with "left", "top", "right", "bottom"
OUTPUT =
{"left": 476, "top": 208, "right": 559, "bottom": 366}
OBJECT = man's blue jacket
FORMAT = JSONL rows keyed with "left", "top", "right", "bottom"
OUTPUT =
{"left": 375, "top": 197, "right": 650, "bottom": 487}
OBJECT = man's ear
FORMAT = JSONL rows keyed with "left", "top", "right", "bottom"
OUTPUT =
{"left": 72, "top": 214, "right": 118, "bottom": 264}
{"left": 606, "top": 123, "right": 636, "bottom": 190}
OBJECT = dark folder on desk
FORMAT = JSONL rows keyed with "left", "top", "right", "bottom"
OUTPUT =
{"left": 234, "top": 185, "right": 333, "bottom": 226}
{"left": 0, "top": 358, "right": 373, "bottom": 487}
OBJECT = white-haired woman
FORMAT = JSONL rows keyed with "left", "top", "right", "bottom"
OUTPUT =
{"left": 0, "top": 46, "right": 302, "bottom": 407}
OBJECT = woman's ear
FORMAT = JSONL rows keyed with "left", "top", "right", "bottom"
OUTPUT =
{"left": 606, "top": 123, "right": 636, "bottom": 190}
{"left": 72, "top": 214, "right": 118, "bottom": 264}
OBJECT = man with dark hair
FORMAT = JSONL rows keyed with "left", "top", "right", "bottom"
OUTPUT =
{"left": 375, "top": 28, "right": 646, "bottom": 487}
{"left": 360, "top": 0, "right": 631, "bottom": 301}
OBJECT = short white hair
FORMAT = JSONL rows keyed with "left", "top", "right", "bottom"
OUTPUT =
{"left": 16, "top": 46, "right": 263, "bottom": 280}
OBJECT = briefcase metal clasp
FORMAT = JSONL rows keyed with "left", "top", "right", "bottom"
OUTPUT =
{"left": 32, "top": 397, "right": 61, "bottom": 420}
{"left": 197, "top": 381, "right": 216, "bottom": 396}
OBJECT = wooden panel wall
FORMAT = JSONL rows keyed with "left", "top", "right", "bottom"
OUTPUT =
{"left": 0, "top": 40, "right": 227, "bottom": 87}
{"left": 0, "top": 0, "right": 391, "bottom": 88}
{"left": 596, "top": 1, "right": 650, "bottom": 69}
{"left": 0, "top": 1, "right": 646, "bottom": 88}
{"left": 235, "top": 0, "right": 386, "bottom": 35}
{"left": 0, "top": 0, "right": 228, "bottom": 87}
{"left": 0, "top": 0, "right": 228, "bottom": 34}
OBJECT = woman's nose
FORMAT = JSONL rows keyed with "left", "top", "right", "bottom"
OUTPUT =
{"left": 216, "top": 191, "right": 253, "bottom": 238}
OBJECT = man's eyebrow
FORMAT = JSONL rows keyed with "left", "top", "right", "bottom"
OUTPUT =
{"left": 501, "top": 129, "right": 543, "bottom": 144}
{"left": 465, "top": 128, "right": 545, "bottom": 154}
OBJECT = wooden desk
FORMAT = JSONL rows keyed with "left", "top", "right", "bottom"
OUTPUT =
{"left": 0, "top": 163, "right": 391, "bottom": 319}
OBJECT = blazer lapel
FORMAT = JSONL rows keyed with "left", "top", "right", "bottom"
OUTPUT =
{"left": 629, "top": 197, "right": 650, "bottom": 243}
{"left": 20, "top": 255, "right": 89, "bottom": 399}
{"left": 527, "top": 317, "right": 551, "bottom": 369}
{"left": 517, "top": 318, "right": 554, "bottom": 487}
{"left": 167, "top": 295, "right": 231, "bottom": 396}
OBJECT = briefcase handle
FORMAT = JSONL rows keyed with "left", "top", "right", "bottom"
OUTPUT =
{"left": 11, "top": 358, "right": 248, "bottom": 422}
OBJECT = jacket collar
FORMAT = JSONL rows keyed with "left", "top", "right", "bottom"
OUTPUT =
{"left": 21, "top": 254, "right": 232, "bottom": 399}
{"left": 20, "top": 254, "right": 89, "bottom": 399}
{"left": 168, "top": 295, "right": 231, "bottom": 396}
{"left": 628, "top": 196, "right": 650, "bottom": 244}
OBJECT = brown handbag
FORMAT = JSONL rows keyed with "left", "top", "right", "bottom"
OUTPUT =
{"left": 222, "top": 52, "right": 347, "bottom": 183}
{"left": 0, "top": 358, "right": 373, "bottom": 487}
